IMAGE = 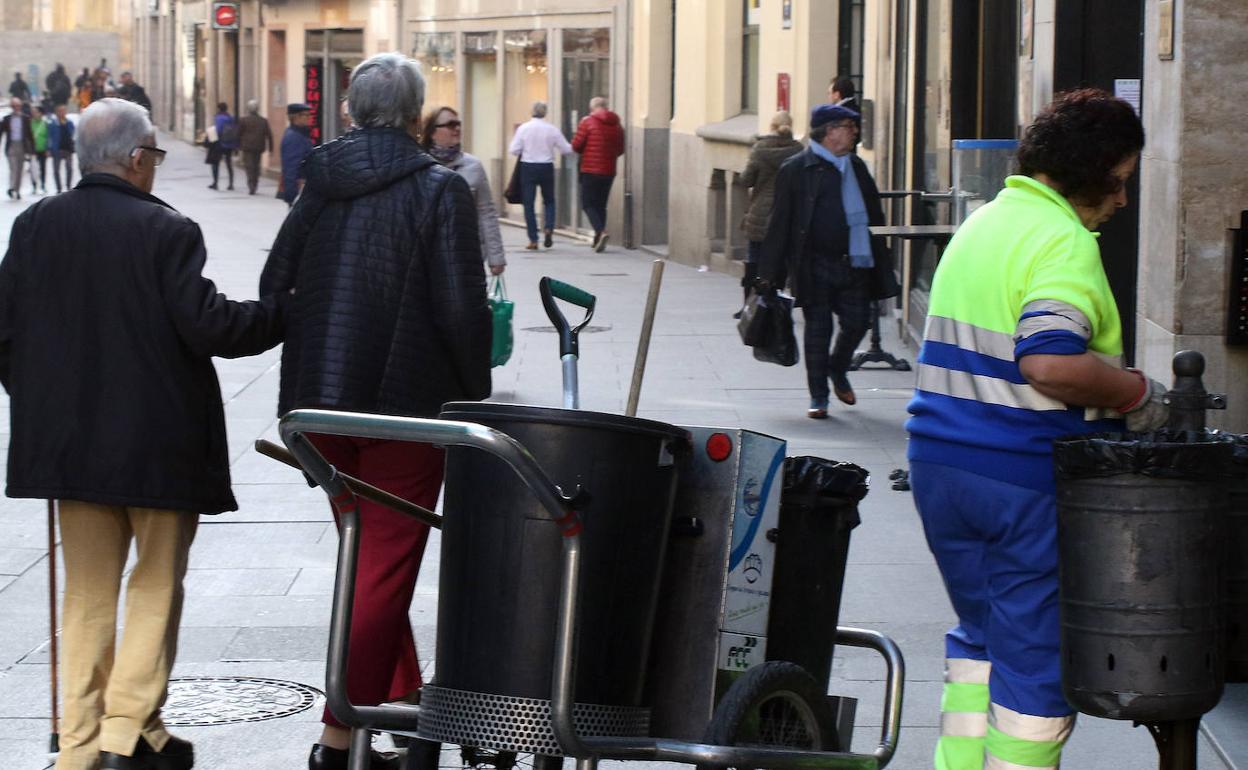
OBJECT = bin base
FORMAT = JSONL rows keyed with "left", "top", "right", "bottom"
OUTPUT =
{"left": 415, "top": 685, "right": 650, "bottom": 756}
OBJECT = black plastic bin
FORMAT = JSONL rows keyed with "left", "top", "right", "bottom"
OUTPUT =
{"left": 1226, "top": 434, "right": 1248, "bottom": 682}
{"left": 766, "top": 456, "right": 868, "bottom": 688}
{"left": 1054, "top": 431, "right": 1231, "bottom": 721}
{"left": 435, "top": 403, "right": 688, "bottom": 707}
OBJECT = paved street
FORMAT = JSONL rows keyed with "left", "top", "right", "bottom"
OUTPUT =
{"left": 0, "top": 134, "right": 1239, "bottom": 770}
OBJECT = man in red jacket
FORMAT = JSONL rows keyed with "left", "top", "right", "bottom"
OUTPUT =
{"left": 571, "top": 96, "right": 625, "bottom": 252}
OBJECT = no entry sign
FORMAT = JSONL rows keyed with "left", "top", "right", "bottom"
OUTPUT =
{"left": 212, "top": 2, "right": 240, "bottom": 30}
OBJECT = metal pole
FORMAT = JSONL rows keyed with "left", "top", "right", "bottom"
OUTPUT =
{"left": 626, "top": 259, "right": 665, "bottom": 416}
{"left": 562, "top": 354, "right": 579, "bottom": 409}
{"left": 47, "top": 500, "right": 59, "bottom": 753}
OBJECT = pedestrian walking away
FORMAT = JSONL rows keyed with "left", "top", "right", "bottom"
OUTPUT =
{"left": 206, "top": 102, "right": 238, "bottom": 190}
{"left": 46, "top": 63, "right": 72, "bottom": 107}
{"left": 734, "top": 109, "right": 802, "bottom": 316}
{"left": 421, "top": 105, "right": 506, "bottom": 275}
{"left": 827, "top": 75, "right": 858, "bottom": 112}
{"left": 238, "top": 99, "right": 274, "bottom": 195}
{"left": 279, "top": 103, "right": 314, "bottom": 206}
{"left": 28, "top": 104, "right": 49, "bottom": 194}
{"left": 571, "top": 95, "right": 625, "bottom": 252}
{"left": 117, "top": 71, "right": 152, "bottom": 116}
{"left": 508, "top": 100, "right": 573, "bottom": 250}
{"left": 259, "top": 53, "right": 492, "bottom": 770}
{"left": 48, "top": 103, "right": 76, "bottom": 192}
{"left": 2, "top": 97, "right": 34, "bottom": 199}
{"left": 757, "top": 103, "right": 898, "bottom": 418}
{"left": 0, "top": 97, "right": 288, "bottom": 770}
{"left": 8, "top": 72, "right": 31, "bottom": 102}
{"left": 74, "top": 67, "right": 93, "bottom": 110}
{"left": 905, "top": 88, "right": 1168, "bottom": 770}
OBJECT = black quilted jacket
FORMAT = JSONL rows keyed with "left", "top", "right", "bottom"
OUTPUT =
{"left": 259, "top": 127, "right": 492, "bottom": 418}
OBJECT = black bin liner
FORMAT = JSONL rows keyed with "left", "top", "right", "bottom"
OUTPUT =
{"left": 1054, "top": 431, "right": 1230, "bottom": 721}
{"left": 766, "top": 457, "right": 868, "bottom": 688}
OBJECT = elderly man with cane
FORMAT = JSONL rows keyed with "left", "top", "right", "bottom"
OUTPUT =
{"left": 0, "top": 97, "right": 288, "bottom": 770}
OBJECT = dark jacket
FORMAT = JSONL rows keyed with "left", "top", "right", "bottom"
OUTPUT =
{"left": 0, "top": 174, "right": 286, "bottom": 513}
{"left": 279, "top": 126, "right": 314, "bottom": 203}
{"left": 8, "top": 78, "right": 30, "bottom": 101}
{"left": 46, "top": 69, "right": 72, "bottom": 105}
{"left": 0, "top": 113, "right": 35, "bottom": 154}
{"left": 118, "top": 82, "right": 152, "bottom": 114}
{"left": 259, "top": 127, "right": 492, "bottom": 418}
{"left": 758, "top": 146, "right": 899, "bottom": 306}
{"left": 238, "top": 114, "right": 273, "bottom": 153}
{"left": 738, "top": 132, "right": 803, "bottom": 242}
{"left": 571, "top": 109, "right": 625, "bottom": 177}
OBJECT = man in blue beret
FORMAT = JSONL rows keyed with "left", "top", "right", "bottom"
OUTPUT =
{"left": 758, "top": 103, "right": 898, "bottom": 418}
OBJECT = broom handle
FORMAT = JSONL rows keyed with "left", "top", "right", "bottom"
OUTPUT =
{"left": 47, "top": 500, "right": 59, "bottom": 750}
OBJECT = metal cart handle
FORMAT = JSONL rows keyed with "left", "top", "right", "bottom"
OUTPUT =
{"left": 277, "top": 409, "right": 585, "bottom": 740}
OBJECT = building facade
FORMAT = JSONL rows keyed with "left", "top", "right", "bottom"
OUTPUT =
{"left": 2, "top": 0, "right": 129, "bottom": 101}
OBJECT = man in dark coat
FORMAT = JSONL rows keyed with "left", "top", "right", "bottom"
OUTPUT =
{"left": 8, "top": 72, "right": 31, "bottom": 101}
{"left": 237, "top": 99, "right": 273, "bottom": 194}
{"left": 571, "top": 95, "right": 625, "bottom": 251}
{"left": 0, "top": 98, "right": 286, "bottom": 770}
{"left": 278, "top": 102, "right": 313, "bottom": 205}
{"left": 759, "top": 103, "right": 898, "bottom": 418}
{"left": 117, "top": 71, "right": 152, "bottom": 115}
{"left": 46, "top": 63, "right": 73, "bottom": 106}
{"left": 260, "top": 53, "right": 490, "bottom": 770}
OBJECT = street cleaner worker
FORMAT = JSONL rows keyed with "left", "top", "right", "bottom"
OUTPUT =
{"left": 905, "top": 88, "right": 1168, "bottom": 770}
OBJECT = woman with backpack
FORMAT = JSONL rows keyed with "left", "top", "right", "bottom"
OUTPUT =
{"left": 207, "top": 101, "right": 238, "bottom": 190}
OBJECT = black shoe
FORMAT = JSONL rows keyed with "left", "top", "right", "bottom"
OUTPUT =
{"left": 732, "top": 309, "right": 743, "bottom": 320}
{"left": 5, "top": 189, "right": 11, "bottom": 199}
{"left": 309, "top": 743, "right": 401, "bottom": 770}
{"left": 227, "top": 184, "right": 234, "bottom": 191}
{"left": 543, "top": 229, "right": 554, "bottom": 248}
{"left": 207, "top": 183, "right": 217, "bottom": 190}
{"left": 101, "top": 735, "right": 194, "bottom": 770}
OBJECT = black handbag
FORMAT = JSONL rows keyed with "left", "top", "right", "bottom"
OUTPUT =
{"left": 737, "top": 290, "right": 770, "bottom": 346}
{"left": 752, "top": 292, "right": 799, "bottom": 367}
{"left": 504, "top": 160, "right": 523, "bottom": 205}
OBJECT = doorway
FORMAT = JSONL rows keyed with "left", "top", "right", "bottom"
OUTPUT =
{"left": 267, "top": 30, "right": 287, "bottom": 172}
{"left": 559, "top": 28, "right": 611, "bottom": 233}
{"left": 1054, "top": 0, "right": 1144, "bottom": 360}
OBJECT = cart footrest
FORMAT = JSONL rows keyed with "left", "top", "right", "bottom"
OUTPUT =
{"left": 416, "top": 685, "right": 650, "bottom": 756}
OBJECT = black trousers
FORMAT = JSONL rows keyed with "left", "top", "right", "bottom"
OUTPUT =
{"left": 210, "top": 149, "right": 234, "bottom": 187}
{"left": 800, "top": 257, "right": 872, "bottom": 406}
{"left": 580, "top": 172, "right": 614, "bottom": 235}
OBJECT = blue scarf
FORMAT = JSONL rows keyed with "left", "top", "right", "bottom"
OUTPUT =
{"left": 809, "top": 142, "right": 874, "bottom": 267}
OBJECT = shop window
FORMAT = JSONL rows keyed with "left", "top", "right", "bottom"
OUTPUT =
{"left": 503, "top": 30, "right": 549, "bottom": 216}
{"left": 741, "top": 0, "right": 760, "bottom": 114}
{"left": 413, "top": 32, "right": 456, "bottom": 110}
{"left": 465, "top": 32, "right": 501, "bottom": 197}
{"left": 838, "top": 0, "right": 865, "bottom": 96}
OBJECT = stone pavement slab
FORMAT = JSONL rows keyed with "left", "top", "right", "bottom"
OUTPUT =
{"left": 0, "top": 130, "right": 1239, "bottom": 770}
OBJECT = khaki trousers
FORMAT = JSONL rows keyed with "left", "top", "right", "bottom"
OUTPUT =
{"left": 7, "top": 143, "right": 26, "bottom": 194}
{"left": 55, "top": 501, "right": 198, "bottom": 770}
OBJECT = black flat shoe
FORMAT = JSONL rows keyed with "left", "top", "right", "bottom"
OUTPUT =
{"left": 309, "top": 743, "right": 401, "bottom": 770}
{"left": 101, "top": 735, "right": 194, "bottom": 770}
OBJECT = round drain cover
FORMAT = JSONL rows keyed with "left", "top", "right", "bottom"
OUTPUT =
{"left": 163, "top": 676, "right": 322, "bottom": 726}
{"left": 521, "top": 324, "right": 612, "bottom": 334}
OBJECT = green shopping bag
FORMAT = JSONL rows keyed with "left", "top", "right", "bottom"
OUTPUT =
{"left": 488, "top": 275, "right": 514, "bottom": 367}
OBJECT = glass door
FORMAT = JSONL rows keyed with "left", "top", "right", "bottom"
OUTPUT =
{"left": 502, "top": 30, "right": 549, "bottom": 221}
{"left": 559, "top": 28, "right": 611, "bottom": 232}
{"left": 464, "top": 32, "right": 501, "bottom": 203}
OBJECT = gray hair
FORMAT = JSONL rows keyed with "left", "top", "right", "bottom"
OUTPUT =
{"left": 347, "top": 52, "right": 426, "bottom": 129}
{"left": 532, "top": 101, "right": 548, "bottom": 118}
{"left": 589, "top": 96, "right": 607, "bottom": 111}
{"left": 246, "top": 98, "right": 260, "bottom": 115}
{"left": 77, "top": 97, "right": 153, "bottom": 174}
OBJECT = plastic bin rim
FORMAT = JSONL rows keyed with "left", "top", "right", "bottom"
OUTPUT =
{"left": 439, "top": 402, "right": 691, "bottom": 443}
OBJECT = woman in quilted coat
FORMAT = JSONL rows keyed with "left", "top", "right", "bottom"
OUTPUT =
{"left": 734, "top": 110, "right": 802, "bottom": 315}
{"left": 260, "top": 53, "right": 492, "bottom": 770}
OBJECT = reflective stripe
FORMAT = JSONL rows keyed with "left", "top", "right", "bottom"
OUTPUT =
{"left": 941, "top": 710, "right": 989, "bottom": 738}
{"left": 942, "top": 682, "right": 991, "bottom": 714}
{"left": 925, "top": 314, "right": 1016, "bottom": 361}
{"left": 917, "top": 363, "right": 1068, "bottom": 412}
{"left": 989, "top": 703, "right": 1075, "bottom": 743}
{"left": 936, "top": 734, "right": 986, "bottom": 770}
{"left": 985, "top": 726, "right": 1064, "bottom": 769}
{"left": 946, "top": 657, "right": 992, "bottom": 685}
{"left": 1015, "top": 300, "right": 1092, "bottom": 341}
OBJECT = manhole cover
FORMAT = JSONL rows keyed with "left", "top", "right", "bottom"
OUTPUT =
{"left": 521, "top": 325, "right": 612, "bottom": 334}
{"left": 588, "top": 273, "right": 628, "bottom": 277}
{"left": 162, "top": 676, "right": 322, "bottom": 726}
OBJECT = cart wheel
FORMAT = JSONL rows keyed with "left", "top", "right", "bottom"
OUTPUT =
{"left": 697, "top": 661, "right": 839, "bottom": 770}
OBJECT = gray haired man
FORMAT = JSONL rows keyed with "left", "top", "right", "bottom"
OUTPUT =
{"left": 508, "top": 99, "right": 573, "bottom": 249}
{"left": 0, "top": 98, "right": 287, "bottom": 770}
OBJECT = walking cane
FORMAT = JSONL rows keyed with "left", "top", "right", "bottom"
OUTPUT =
{"left": 46, "top": 499, "right": 60, "bottom": 753}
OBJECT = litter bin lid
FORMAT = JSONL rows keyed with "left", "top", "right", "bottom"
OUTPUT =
{"left": 440, "top": 402, "right": 690, "bottom": 443}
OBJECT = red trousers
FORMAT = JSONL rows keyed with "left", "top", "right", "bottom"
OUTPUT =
{"left": 310, "top": 435, "right": 445, "bottom": 728}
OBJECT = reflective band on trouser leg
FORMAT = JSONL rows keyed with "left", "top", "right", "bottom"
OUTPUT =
{"left": 983, "top": 703, "right": 1074, "bottom": 770}
{"left": 936, "top": 658, "right": 991, "bottom": 770}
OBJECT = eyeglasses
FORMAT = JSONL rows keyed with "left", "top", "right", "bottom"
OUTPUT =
{"left": 828, "top": 122, "right": 857, "bottom": 132}
{"left": 132, "top": 145, "right": 166, "bottom": 166}
{"left": 435, "top": 120, "right": 462, "bottom": 130}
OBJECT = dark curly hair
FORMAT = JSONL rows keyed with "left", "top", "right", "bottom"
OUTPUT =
{"left": 1017, "top": 88, "right": 1144, "bottom": 206}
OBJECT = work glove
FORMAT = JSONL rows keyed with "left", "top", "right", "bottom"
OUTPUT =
{"left": 1119, "top": 369, "right": 1169, "bottom": 432}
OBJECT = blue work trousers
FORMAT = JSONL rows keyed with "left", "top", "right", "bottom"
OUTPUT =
{"left": 520, "top": 161, "right": 556, "bottom": 243}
